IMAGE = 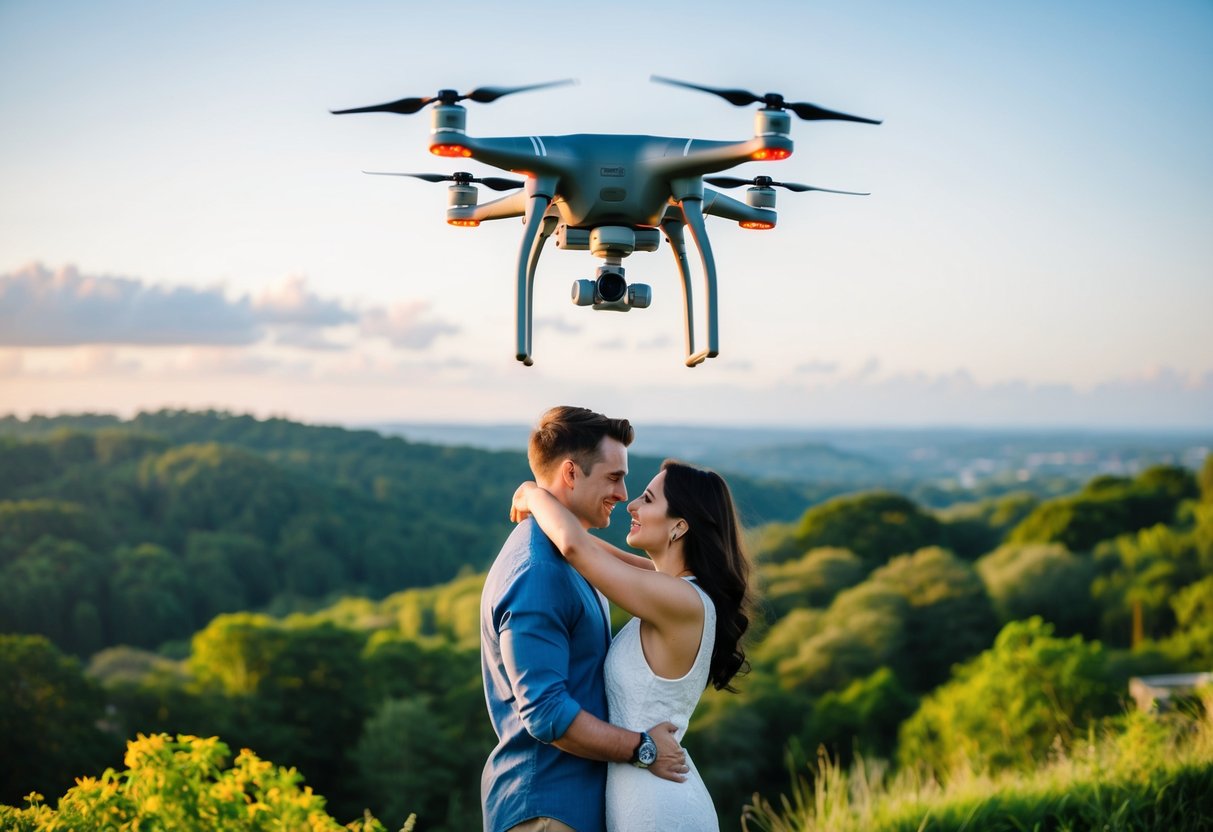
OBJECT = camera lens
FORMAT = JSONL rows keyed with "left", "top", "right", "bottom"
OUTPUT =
{"left": 597, "top": 271, "right": 627, "bottom": 303}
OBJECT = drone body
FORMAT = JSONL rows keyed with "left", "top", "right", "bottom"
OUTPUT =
{"left": 335, "top": 78, "right": 879, "bottom": 366}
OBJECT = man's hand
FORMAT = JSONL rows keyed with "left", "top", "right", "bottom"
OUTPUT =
{"left": 646, "top": 722, "right": 688, "bottom": 782}
{"left": 510, "top": 481, "right": 538, "bottom": 523}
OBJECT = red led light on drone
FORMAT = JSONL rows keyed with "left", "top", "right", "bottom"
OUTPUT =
{"left": 447, "top": 218, "right": 480, "bottom": 227}
{"left": 751, "top": 148, "right": 791, "bottom": 161}
{"left": 739, "top": 220, "right": 775, "bottom": 230}
{"left": 431, "top": 144, "right": 473, "bottom": 158}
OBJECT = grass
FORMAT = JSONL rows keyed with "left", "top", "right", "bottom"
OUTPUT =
{"left": 741, "top": 704, "right": 1213, "bottom": 832}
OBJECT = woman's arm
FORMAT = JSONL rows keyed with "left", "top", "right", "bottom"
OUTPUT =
{"left": 511, "top": 483, "right": 697, "bottom": 627}
{"left": 511, "top": 484, "right": 654, "bottom": 571}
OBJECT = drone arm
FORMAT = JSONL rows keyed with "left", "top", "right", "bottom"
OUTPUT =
{"left": 702, "top": 188, "right": 777, "bottom": 226}
{"left": 433, "top": 132, "right": 566, "bottom": 179}
{"left": 676, "top": 198, "right": 720, "bottom": 366}
{"left": 471, "top": 189, "right": 529, "bottom": 222}
{"left": 651, "top": 135, "right": 793, "bottom": 180}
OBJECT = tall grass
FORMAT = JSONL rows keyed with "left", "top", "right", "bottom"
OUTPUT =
{"left": 742, "top": 701, "right": 1213, "bottom": 832}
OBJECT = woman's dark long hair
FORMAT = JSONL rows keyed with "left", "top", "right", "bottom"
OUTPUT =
{"left": 660, "top": 460, "right": 754, "bottom": 692}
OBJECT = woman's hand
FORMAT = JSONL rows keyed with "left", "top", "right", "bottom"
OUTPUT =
{"left": 510, "top": 481, "right": 539, "bottom": 523}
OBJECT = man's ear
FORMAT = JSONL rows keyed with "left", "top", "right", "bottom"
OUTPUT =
{"left": 560, "top": 458, "right": 578, "bottom": 489}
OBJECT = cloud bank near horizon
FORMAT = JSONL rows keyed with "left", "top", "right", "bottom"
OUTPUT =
{"left": 2, "top": 263, "right": 1210, "bottom": 430}
{"left": 0, "top": 263, "right": 457, "bottom": 351}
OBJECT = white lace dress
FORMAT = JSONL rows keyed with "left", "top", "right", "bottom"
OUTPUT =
{"left": 604, "top": 578, "right": 719, "bottom": 831}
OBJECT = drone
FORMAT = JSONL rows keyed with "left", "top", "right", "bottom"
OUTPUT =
{"left": 332, "top": 77, "right": 880, "bottom": 367}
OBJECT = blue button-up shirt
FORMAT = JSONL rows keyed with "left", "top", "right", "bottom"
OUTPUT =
{"left": 481, "top": 519, "right": 612, "bottom": 832}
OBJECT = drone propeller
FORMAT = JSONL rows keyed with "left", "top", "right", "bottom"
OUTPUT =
{"left": 652, "top": 76, "right": 881, "bottom": 125}
{"left": 361, "top": 171, "right": 526, "bottom": 192}
{"left": 332, "top": 80, "right": 575, "bottom": 116}
{"left": 705, "top": 175, "right": 868, "bottom": 195}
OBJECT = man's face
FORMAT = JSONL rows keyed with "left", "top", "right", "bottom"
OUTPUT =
{"left": 566, "top": 436, "right": 629, "bottom": 530}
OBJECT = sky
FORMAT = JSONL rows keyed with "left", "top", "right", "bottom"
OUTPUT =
{"left": 1, "top": 0, "right": 1211, "bottom": 429}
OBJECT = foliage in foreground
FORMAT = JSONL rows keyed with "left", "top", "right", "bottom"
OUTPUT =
{"left": 742, "top": 696, "right": 1213, "bottom": 832}
{"left": 0, "top": 733, "right": 412, "bottom": 832}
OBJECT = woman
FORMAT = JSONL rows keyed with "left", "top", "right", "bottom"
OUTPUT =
{"left": 511, "top": 459, "right": 753, "bottom": 831}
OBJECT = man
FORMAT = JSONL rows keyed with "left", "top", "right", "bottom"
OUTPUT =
{"left": 480, "top": 406, "right": 685, "bottom": 832}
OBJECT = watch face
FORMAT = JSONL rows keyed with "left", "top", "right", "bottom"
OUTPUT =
{"left": 639, "top": 739, "right": 657, "bottom": 766}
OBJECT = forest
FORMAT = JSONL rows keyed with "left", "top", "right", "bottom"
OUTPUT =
{"left": 1, "top": 411, "right": 1211, "bottom": 830}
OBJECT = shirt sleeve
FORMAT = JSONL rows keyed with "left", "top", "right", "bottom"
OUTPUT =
{"left": 495, "top": 558, "right": 583, "bottom": 744}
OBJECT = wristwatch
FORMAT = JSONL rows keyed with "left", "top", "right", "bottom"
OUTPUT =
{"left": 629, "top": 731, "right": 657, "bottom": 768}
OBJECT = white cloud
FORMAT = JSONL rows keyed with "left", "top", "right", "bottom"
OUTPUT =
{"left": 795, "top": 359, "right": 839, "bottom": 375}
{"left": 851, "top": 356, "right": 882, "bottom": 381}
{"left": 67, "top": 346, "right": 142, "bottom": 375}
{"left": 535, "top": 316, "right": 582, "bottom": 334}
{"left": 0, "top": 351, "right": 22, "bottom": 377}
{"left": 0, "top": 263, "right": 374, "bottom": 350}
{"left": 272, "top": 325, "right": 349, "bottom": 351}
{"left": 0, "top": 263, "right": 262, "bottom": 347}
{"left": 253, "top": 275, "right": 356, "bottom": 327}
{"left": 359, "top": 301, "right": 459, "bottom": 349}
{"left": 177, "top": 348, "right": 312, "bottom": 377}
{"left": 638, "top": 334, "right": 673, "bottom": 350}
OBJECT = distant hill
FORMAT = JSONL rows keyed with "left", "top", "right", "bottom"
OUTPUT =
{"left": 374, "top": 421, "right": 1212, "bottom": 504}
{"left": 0, "top": 410, "right": 827, "bottom": 656}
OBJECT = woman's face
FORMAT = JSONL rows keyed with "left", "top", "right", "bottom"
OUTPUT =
{"left": 625, "top": 469, "right": 682, "bottom": 551}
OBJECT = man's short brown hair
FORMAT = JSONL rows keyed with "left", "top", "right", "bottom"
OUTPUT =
{"left": 528, "top": 406, "right": 634, "bottom": 480}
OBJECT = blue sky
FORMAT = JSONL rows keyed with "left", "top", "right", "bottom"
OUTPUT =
{"left": 1, "top": 1, "right": 1210, "bottom": 428}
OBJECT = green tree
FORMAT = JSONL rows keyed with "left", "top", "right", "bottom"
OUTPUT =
{"left": 190, "top": 615, "right": 372, "bottom": 816}
{"left": 1010, "top": 465, "right": 1198, "bottom": 552}
{"left": 868, "top": 546, "right": 998, "bottom": 691}
{"left": 760, "top": 547, "right": 866, "bottom": 618}
{"left": 0, "top": 733, "right": 396, "bottom": 831}
{"left": 898, "top": 617, "right": 1117, "bottom": 776}
{"left": 801, "top": 667, "right": 918, "bottom": 762}
{"left": 0, "top": 635, "right": 118, "bottom": 805}
{"left": 760, "top": 492, "right": 943, "bottom": 566}
{"left": 1092, "top": 522, "right": 1204, "bottom": 646}
{"left": 1157, "top": 575, "right": 1213, "bottom": 667}
{"left": 0, "top": 537, "right": 111, "bottom": 653}
{"left": 109, "top": 543, "right": 193, "bottom": 647}
{"left": 352, "top": 696, "right": 481, "bottom": 831}
{"left": 773, "top": 584, "right": 909, "bottom": 693}
{"left": 0, "top": 499, "right": 105, "bottom": 564}
{"left": 1200, "top": 452, "right": 1213, "bottom": 502}
{"left": 937, "top": 491, "right": 1040, "bottom": 559}
{"left": 977, "top": 542, "right": 1096, "bottom": 635}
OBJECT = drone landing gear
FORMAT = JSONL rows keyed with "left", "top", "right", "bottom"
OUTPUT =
{"left": 515, "top": 194, "right": 556, "bottom": 366}
{"left": 665, "top": 198, "right": 720, "bottom": 367}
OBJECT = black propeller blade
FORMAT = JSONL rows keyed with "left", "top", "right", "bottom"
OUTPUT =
{"left": 362, "top": 171, "right": 526, "bottom": 192}
{"left": 651, "top": 76, "right": 881, "bottom": 125}
{"left": 332, "top": 79, "right": 575, "bottom": 116}
{"left": 705, "top": 175, "right": 869, "bottom": 196}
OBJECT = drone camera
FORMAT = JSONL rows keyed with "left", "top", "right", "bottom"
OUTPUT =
{"left": 627, "top": 283, "right": 652, "bottom": 308}
{"left": 571, "top": 266, "right": 651, "bottom": 312}
{"left": 597, "top": 270, "right": 627, "bottom": 303}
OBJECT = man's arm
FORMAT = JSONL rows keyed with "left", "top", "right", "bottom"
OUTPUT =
{"left": 554, "top": 712, "right": 687, "bottom": 782}
{"left": 495, "top": 552, "right": 686, "bottom": 781}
